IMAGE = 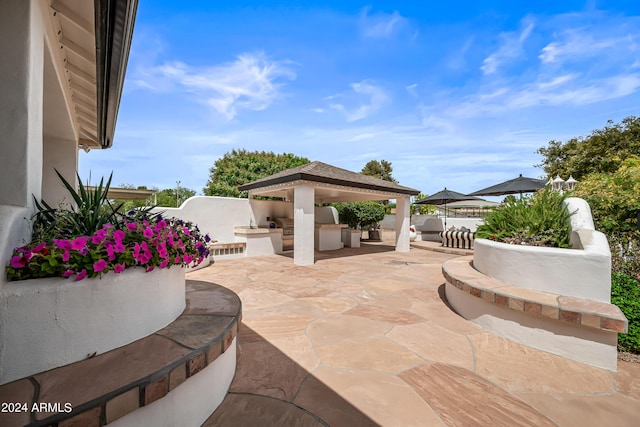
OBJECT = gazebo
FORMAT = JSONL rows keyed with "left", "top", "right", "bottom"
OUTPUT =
{"left": 238, "top": 161, "right": 420, "bottom": 266}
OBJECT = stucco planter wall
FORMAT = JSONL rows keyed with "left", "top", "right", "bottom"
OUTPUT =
{"left": 0, "top": 267, "right": 185, "bottom": 385}
{"left": 473, "top": 198, "right": 611, "bottom": 303}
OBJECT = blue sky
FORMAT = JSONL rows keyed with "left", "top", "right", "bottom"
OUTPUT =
{"left": 80, "top": 0, "right": 640, "bottom": 197}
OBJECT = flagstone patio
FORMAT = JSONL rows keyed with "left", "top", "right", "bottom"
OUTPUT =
{"left": 188, "top": 241, "right": 640, "bottom": 426}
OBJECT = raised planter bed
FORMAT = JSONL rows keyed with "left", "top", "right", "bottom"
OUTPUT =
{"left": 442, "top": 198, "right": 626, "bottom": 371}
{"left": 0, "top": 280, "right": 241, "bottom": 427}
{"left": 0, "top": 267, "right": 186, "bottom": 385}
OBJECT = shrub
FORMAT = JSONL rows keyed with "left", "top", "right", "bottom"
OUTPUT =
{"left": 334, "top": 201, "right": 386, "bottom": 230}
{"left": 609, "top": 231, "right": 640, "bottom": 281}
{"left": 611, "top": 273, "right": 640, "bottom": 353}
{"left": 475, "top": 189, "right": 574, "bottom": 248}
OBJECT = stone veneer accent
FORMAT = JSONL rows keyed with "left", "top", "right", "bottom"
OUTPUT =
{"left": 0, "top": 281, "right": 241, "bottom": 427}
{"left": 442, "top": 257, "right": 627, "bottom": 334}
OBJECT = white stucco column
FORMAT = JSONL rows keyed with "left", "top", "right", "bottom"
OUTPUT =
{"left": 0, "top": 0, "right": 45, "bottom": 284}
{"left": 294, "top": 185, "right": 315, "bottom": 265}
{"left": 0, "top": 0, "right": 44, "bottom": 208}
{"left": 42, "top": 137, "right": 78, "bottom": 207}
{"left": 395, "top": 196, "right": 411, "bottom": 252}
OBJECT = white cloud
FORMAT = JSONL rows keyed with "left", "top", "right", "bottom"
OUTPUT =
{"left": 139, "top": 52, "right": 296, "bottom": 120}
{"left": 481, "top": 18, "right": 535, "bottom": 75}
{"left": 539, "top": 31, "right": 621, "bottom": 64}
{"left": 450, "top": 73, "right": 640, "bottom": 119}
{"left": 359, "top": 7, "right": 409, "bottom": 38}
{"left": 406, "top": 83, "right": 418, "bottom": 97}
{"left": 327, "top": 80, "right": 389, "bottom": 122}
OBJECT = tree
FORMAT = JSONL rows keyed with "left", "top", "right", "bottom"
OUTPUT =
{"left": 573, "top": 156, "right": 640, "bottom": 233}
{"left": 155, "top": 186, "right": 196, "bottom": 207}
{"left": 361, "top": 160, "right": 397, "bottom": 183}
{"left": 411, "top": 193, "right": 436, "bottom": 216}
{"left": 334, "top": 201, "right": 385, "bottom": 230}
{"left": 204, "top": 149, "right": 310, "bottom": 198}
{"left": 537, "top": 116, "right": 640, "bottom": 180}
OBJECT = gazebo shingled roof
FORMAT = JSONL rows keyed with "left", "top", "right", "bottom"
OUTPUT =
{"left": 238, "top": 161, "right": 419, "bottom": 195}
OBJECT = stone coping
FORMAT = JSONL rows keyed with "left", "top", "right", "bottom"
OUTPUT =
{"left": 410, "top": 241, "right": 473, "bottom": 256}
{"left": 0, "top": 281, "right": 241, "bottom": 427}
{"left": 442, "top": 256, "right": 627, "bottom": 334}
{"left": 208, "top": 242, "right": 247, "bottom": 250}
{"left": 234, "top": 226, "right": 270, "bottom": 235}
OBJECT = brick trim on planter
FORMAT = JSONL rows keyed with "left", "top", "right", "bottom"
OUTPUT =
{"left": 442, "top": 256, "right": 627, "bottom": 334}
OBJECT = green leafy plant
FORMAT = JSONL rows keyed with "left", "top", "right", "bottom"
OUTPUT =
{"left": 32, "top": 170, "right": 127, "bottom": 241}
{"left": 334, "top": 201, "right": 386, "bottom": 230}
{"left": 476, "top": 189, "right": 574, "bottom": 248}
{"left": 611, "top": 273, "right": 640, "bottom": 353}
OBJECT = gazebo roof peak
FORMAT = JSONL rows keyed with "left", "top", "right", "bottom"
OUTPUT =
{"left": 238, "top": 160, "right": 419, "bottom": 196}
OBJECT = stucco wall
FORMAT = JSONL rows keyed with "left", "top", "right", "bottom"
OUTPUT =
{"left": 473, "top": 197, "right": 611, "bottom": 302}
{"left": 153, "top": 197, "right": 295, "bottom": 244}
{"left": 42, "top": 136, "right": 78, "bottom": 207}
{"left": 445, "top": 283, "right": 618, "bottom": 371}
{"left": 0, "top": 0, "right": 46, "bottom": 286}
{"left": 0, "top": 267, "right": 185, "bottom": 385}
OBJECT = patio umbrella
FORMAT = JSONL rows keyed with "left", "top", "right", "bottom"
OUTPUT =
{"left": 414, "top": 188, "right": 481, "bottom": 228}
{"left": 468, "top": 174, "right": 546, "bottom": 197}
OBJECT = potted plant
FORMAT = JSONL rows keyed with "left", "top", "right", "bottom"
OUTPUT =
{"left": 335, "top": 201, "right": 385, "bottom": 241}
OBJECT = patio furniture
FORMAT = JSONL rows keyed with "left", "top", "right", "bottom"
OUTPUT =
{"left": 414, "top": 216, "right": 443, "bottom": 242}
{"left": 441, "top": 228, "right": 475, "bottom": 249}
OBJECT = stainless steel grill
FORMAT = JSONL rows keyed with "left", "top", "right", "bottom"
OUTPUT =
{"left": 274, "top": 218, "right": 294, "bottom": 251}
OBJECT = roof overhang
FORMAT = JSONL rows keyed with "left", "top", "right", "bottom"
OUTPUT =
{"left": 246, "top": 180, "right": 413, "bottom": 203}
{"left": 87, "top": 186, "right": 155, "bottom": 200}
{"left": 42, "top": 0, "right": 137, "bottom": 150}
{"left": 240, "top": 172, "right": 418, "bottom": 196}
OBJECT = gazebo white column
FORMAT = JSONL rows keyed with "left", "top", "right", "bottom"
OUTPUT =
{"left": 294, "top": 185, "right": 315, "bottom": 265}
{"left": 395, "top": 196, "right": 410, "bottom": 252}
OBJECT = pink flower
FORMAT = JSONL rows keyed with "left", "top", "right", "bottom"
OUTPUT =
{"left": 145, "top": 266, "right": 154, "bottom": 272}
{"left": 102, "top": 223, "right": 113, "bottom": 229}
{"left": 71, "top": 237, "right": 87, "bottom": 250}
{"left": 126, "top": 222, "right": 138, "bottom": 232}
{"left": 174, "top": 255, "right": 181, "bottom": 264}
{"left": 10, "top": 256, "right": 28, "bottom": 268}
{"left": 113, "top": 230, "right": 126, "bottom": 243}
{"left": 114, "top": 243, "right": 126, "bottom": 253}
{"left": 93, "top": 259, "right": 108, "bottom": 272}
{"left": 157, "top": 220, "right": 167, "bottom": 229}
{"left": 143, "top": 228, "right": 153, "bottom": 238}
{"left": 106, "top": 244, "right": 115, "bottom": 261}
{"left": 91, "top": 229, "right": 107, "bottom": 245}
{"left": 182, "top": 227, "right": 190, "bottom": 235}
{"left": 32, "top": 242, "right": 47, "bottom": 253}
{"left": 159, "top": 259, "right": 168, "bottom": 269}
{"left": 114, "top": 263, "right": 125, "bottom": 273}
{"left": 75, "top": 269, "right": 87, "bottom": 281}
{"left": 54, "top": 239, "right": 72, "bottom": 250}
{"left": 183, "top": 254, "right": 193, "bottom": 264}
{"left": 62, "top": 250, "right": 70, "bottom": 262}
{"left": 133, "top": 242, "right": 142, "bottom": 261}
{"left": 62, "top": 269, "right": 75, "bottom": 277}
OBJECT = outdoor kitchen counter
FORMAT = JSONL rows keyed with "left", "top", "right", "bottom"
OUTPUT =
{"left": 234, "top": 226, "right": 283, "bottom": 255}
{"left": 315, "top": 223, "right": 349, "bottom": 251}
